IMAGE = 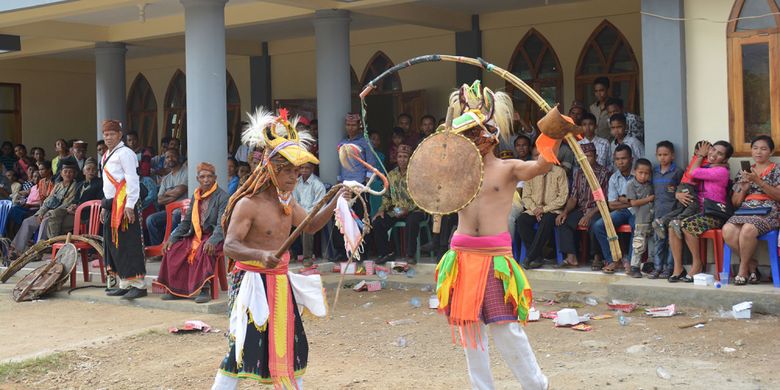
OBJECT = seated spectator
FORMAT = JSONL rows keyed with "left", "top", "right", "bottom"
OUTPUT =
{"left": 372, "top": 145, "right": 425, "bottom": 265}
{"left": 723, "top": 136, "right": 777, "bottom": 285}
{"left": 593, "top": 145, "right": 634, "bottom": 273}
{"left": 0, "top": 142, "right": 15, "bottom": 172}
{"left": 667, "top": 141, "right": 731, "bottom": 282}
{"left": 227, "top": 157, "right": 239, "bottom": 196}
{"left": 513, "top": 111, "right": 539, "bottom": 145}
{"left": 31, "top": 147, "right": 45, "bottom": 165}
{"left": 237, "top": 161, "right": 250, "bottom": 186}
{"left": 46, "top": 158, "right": 103, "bottom": 238}
{"left": 151, "top": 136, "right": 171, "bottom": 178}
{"left": 13, "top": 144, "right": 33, "bottom": 181}
{"left": 9, "top": 164, "right": 78, "bottom": 258}
{"left": 577, "top": 113, "right": 610, "bottom": 168}
{"left": 556, "top": 142, "right": 576, "bottom": 178}
{"left": 367, "top": 131, "right": 387, "bottom": 218}
{"left": 556, "top": 142, "right": 610, "bottom": 268}
{"left": 387, "top": 127, "right": 405, "bottom": 170}
{"left": 625, "top": 158, "right": 655, "bottom": 278}
{"left": 420, "top": 114, "right": 437, "bottom": 138}
{"left": 514, "top": 134, "right": 531, "bottom": 161}
{"left": 606, "top": 97, "right": 644, "bottom": 143}
{"left": 51, "top": 139, "right": 71, "bottom": 177}
{"left": 73, "top": 142, "right": 88, "bottom": 171}
{"left": 608, "top": 114, "right": 644, "bottom": 171}
{"left": 292, "top": 162, "right": 326, "bottom": 267}
{"left": 0, "top": 168, "right": 12, "bottom": 200}
{"left": 146, "top": 149, "right": 188, "bottom": 247}
{"left": 126, "top": 131, "right": 142, "bottom": 160}
{"left": 515, "top": 146, "right": 568, "bottom": 268}
{"left": 5, "top": 170, "right": 21, "bottom": 201}
{"left": 12, "top": 166, "right": 38, "bottom": 206}
{"left": 568, "top": 100, "right": 586, "bottom": 125}
{"left": 157, "top": 163, "right": 228, "bottom": 303}
{"left": 7, "top": 161, "right": 53, "bottom": 236}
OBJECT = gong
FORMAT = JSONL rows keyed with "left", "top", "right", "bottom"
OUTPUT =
{"left": 406, "top": 132, "right": 483, "bottom": 214}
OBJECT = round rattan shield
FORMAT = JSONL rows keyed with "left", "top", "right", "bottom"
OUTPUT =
{"left": 53, "top": 243, "right": 78, "bottom": 284}
{"left": 406, "top": 132, "right": 483, "bottom": 214}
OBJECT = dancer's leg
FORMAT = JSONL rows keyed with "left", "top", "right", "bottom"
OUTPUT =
{"left": 210, "top": 372, "right": 238, "bottom": 390}
{"left": 490, "top": 322, "right": 548, "bottom": 390}
{"left": 463, "top": 322, "right": 495, "bottom": 390}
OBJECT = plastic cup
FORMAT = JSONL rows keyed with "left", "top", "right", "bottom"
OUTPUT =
{"left": 719, "top": 272, "right": 730, "bottom": 285}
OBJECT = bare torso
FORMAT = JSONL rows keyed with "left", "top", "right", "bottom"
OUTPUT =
{"left": 456, "top": 156, "right": 520, "bottom": 237}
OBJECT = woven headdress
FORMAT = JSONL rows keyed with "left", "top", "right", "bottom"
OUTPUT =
{"left": 447, "top": 80, "right": 513, "bottom": 142}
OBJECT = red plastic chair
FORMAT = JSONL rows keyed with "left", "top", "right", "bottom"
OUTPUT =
{"left": 144, "top": 199, "right": 190, "bottom": 258}
{"left": 699, "top": 229, "right": 724, "bottom": 281}
{"left": 211, "top": 254, "right": 228, "bottom": 299}
{"left": 51, "top": 200, "right": 103, "bottom": 288}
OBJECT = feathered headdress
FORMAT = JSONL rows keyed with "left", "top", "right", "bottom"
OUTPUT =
{"left": 241, "top": 107, "right": 318, "bottom": 166}
{"left": 447, "top": 80, "right": 513, "bottom": 142}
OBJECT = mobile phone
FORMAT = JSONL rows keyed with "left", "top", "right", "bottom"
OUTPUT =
{"left": 740, "top": 160, "right": 751, "bottom": 172}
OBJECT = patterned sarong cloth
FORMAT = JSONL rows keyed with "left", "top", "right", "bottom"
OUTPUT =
{"left": 435, "top": 231, "right": 533, "bottom": 349}
{"left": 153, "top": 232, "right": 221, "bottom": 297}
{"left": 219, "top": 254, "right": 325, "bottom": 389}
{"left": 101, "top": 198, "right": 146, "bottom": 281}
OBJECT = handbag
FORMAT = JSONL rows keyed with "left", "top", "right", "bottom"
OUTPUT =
{"left": 734, "top": 206, "right": 772, "bottom": 216}
{"left": 703, "top": 198, "right": 733, "bottom": 220}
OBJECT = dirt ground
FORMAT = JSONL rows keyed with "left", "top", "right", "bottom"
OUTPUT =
{"left": 1, "top": 283, "right": 779, "bottom": 390}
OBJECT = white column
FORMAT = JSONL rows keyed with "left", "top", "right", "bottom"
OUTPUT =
{"left": 95, "top": 42, "right": 126, "bottom": 140}
{"left": 181, "top": 0, "right": 228, "bottom": 192}
{"left": 314, "top": 9, "right": 351, "bottom": 184}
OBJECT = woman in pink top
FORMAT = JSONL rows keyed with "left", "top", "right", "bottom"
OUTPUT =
{"left": 668, "top": 140, "right": 733, "bottom": 282}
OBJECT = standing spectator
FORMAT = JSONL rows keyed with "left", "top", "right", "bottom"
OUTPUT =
{"left": 556, "top": 142, "right": 576, "bottom": 178}
{"left": 237, "top": 161, "right": 250, "bottom": 186}
{"left": 593, "top": 145, "right": 635, "bottom": 273}
{"left": 46, "top": 158, "right": 103, "bottom": 238}
{"left": 157, "top": 162, "right": 228, "bottom": 303}
{"left": 647, "top": 141, "right": 683, "bottom": 279}
{"left": 589, "top": 76, "right": 611, "bottom": 139}
{"left": 568, "top": 100, "right": 586, "bottom": 125}
{"left": 9, "top": 164, "right": 78, "bottom": 259}
{"left": 514, "top": 134, "right": 532, "bottom": 161}
{"left": 31, "top": 147, "right": 46, "bottom": 165}
{"left": 227, "top": 157, "right": 239, "bottom": 196}
{"left": 577, "top": 113, "right": 610, "bottom": 168}
{"left": 515, "top": 146, "right": 568, "bottom": 268}
{"left": 0, "top": 142, "right": 15, "bottom": 172}
{"left": 723, "top": 136, "right": 778, "bottom": 285}
{"left": 292, "top": 162, "right": 326, "bottom": 267}
{"left": 96, "top": 141, "right": 106, "bottom": 177}
{"left": 146, "top": 148, "right": 188, "bottom": 246}
{"left": 51, "top": 139, "right": 71, "bottom": 176}
{"left": 368, "top": 131, "right": 387, "bottom": 218}
{"left": 126, "top": 131, "right": 142, "bottom": 160}
{"left": 372, "top": 145, "right": 425, "bottom": 265}
{"left": 73, "top": 142, "right": 88, "bottom": 171}
{"left": 387, "top": 127, "right": 404, "bottom": 170}
{"left": 625, "top": 158, "right": 655, "bottom": 277}
{"left": 419, "top": 114, "right": 437, "bottom": 138}
{"left": 556, "top": 142, "right": 611, "bottom": 268}
{"left": 151, "top": 136, "right": 171, "bottom": 178}
{"left": 12, "top": 144, "right": 33, "bottom": 181}
{"left": 608, "top": 113, "right": 644, "bottom": 171}
{"left": 606, "top": 97, "right": 644, "bottom": 143}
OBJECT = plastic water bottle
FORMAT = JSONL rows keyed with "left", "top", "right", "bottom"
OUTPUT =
{"left": 376, "top": 270, "right": 388, "bottom": 288}
{"left": 410, "top": 297, "right": 421, "bottom": 308}
{"left": 406, "top": 268, "right": 417, "bottom": 278}
{"left": 618, "top": 314, "right": 628, "bottom": 326}
{"left": 714, "top": 281, "right": 722, "bottom": 289}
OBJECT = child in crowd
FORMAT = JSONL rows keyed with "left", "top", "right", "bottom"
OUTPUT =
{"left": 237, "top": 161, "right": 251, "bottom": 186}
{"left": 652, "top": 141, "right": 708, "bottom": 240}
{"left": 608, "top": 113, "right": 644, "bottom": 171}
{"left": 648, "top": 141, "right": 683, "bottom": 279}
{"left": 625, "top": 158, "right": 654, "bottom": 278}
{"left": 387, "top": 127, "right": 404, "bottom": 170}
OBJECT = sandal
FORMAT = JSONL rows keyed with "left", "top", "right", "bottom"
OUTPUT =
{"left": 668, "top": 268, "right": 687, "bottom": 283}
{"left": 734, "top": 275, "right": 747, "bottom": 286}
{"left": 591, "top": 258, "right": 604, "bottom": 271}
{"left": 602, "top": 262, "right": 618, "bottom": 274}
{"left": 647, "top": 270, "right": 661, "bottom": 279}
{"left": 748, "top": 269, "right": 761, "bottom": 284}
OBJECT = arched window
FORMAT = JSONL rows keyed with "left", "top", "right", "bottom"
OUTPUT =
{"left": 360, "top": 51, "right": 402, "bottom": 93}
{"left": 163, "top": 69, "right": 186, "bottom": 144}
{"left": 575, "top": 20, "right": 640, "bottom": 113}
{"left": 126, "top": 73, "right": 158, "bottom": 148}
{"left": 727, "top": 0, "right": 780, "bottom": 155}
{"left": 507, "top": 29, "right": 563, "bottom": 125}
{"left": 226, "top": 72, "right": 242, "bottom": 155}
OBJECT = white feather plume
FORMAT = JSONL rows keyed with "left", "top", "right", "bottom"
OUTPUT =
{"left": 241, "top": 107, "right": 316, "bottom": 148}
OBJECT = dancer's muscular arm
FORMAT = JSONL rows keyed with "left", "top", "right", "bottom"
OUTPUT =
{"left": 510, "top": 139, "right": 562, "bottom": 181}
{"left": 291, "top": 189, "right": 344, "bottom": 234}
{"left": 223, "top": 199, "right": 280, "bottom": 268}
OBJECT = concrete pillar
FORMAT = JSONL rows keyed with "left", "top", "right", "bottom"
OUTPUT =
{"left": 314, "top": 9, "right": 351, "bottom": 184}
{"left": 95, "top": 42, "right": 126, "bottom": 140}
{"left": 641, "top": 0, "right": 687, "bottom": 164}
{"left": 455, "top": 15, "right": 482, "bottom": 85}
{"left": 250, "top": 41, "right": 272, "bottom": 110}
{"left": 181, "top": 0, "right": 228, "bottom": 192}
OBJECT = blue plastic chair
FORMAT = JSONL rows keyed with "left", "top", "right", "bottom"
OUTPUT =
{"left": 0, "top": 200, "right": 12, "bottom": 237}
{"left": 723, "top": 229, "right": 779, "bottom": 288}
{"left": 512, "top": 223, "right": 564, "bottom": 265}
{"left": 388, "top": 216, "right": 434, "bottom": 262}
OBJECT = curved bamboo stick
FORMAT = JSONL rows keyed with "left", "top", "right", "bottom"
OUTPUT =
{"left": 360, "top": 54, "right": 622, "bottom": 261}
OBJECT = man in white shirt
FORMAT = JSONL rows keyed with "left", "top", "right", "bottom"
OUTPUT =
{"left": 577, "top": 112, "right": 611, "bottom": 169}
{"left": 100, "top": 120, "right": 147, "bottom": 300}
{"left": 292, "top": 162, "right": 326, "bottom": 266}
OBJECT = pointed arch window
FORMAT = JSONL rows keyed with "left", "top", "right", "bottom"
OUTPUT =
{"left": 163, "top": 69, "right": 186, "bottom": 144}
{"left": 361, "top": 51, "right": 402, "bottom": 93}
{"left": 127, "top": 73, "right": 158, "bottom": 148}
{"left": 575, "top": 20, "right": 640, "bottom": 113}
{"left": 507, "top": 29, "right": 563, "bottom": 125}
{"left": 727, "top": 0, "right": 780, "bottom": 155}
{"left": 226, "top": 72, "right": 242, "bottom": 154}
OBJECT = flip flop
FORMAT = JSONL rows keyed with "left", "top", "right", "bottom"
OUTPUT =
{"left": 602, "top": 262, "right": 617, "bottom": 274}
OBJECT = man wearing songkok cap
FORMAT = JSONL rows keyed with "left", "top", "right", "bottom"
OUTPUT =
{"left": 555, "top": 140, "right": 611, "bottom": 268}
{"left": 155, "top": 162, "right": 229, "bottom": 304}
{"left": 211, "top": 108, "right": 344, "bottom": 390}
{"left": 100, "top": 120, "right": 147, "bottom": 300}
{"left": 371, "top": 144, "right": 425, "bottom": 265}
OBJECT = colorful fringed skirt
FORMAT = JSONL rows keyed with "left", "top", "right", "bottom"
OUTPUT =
{"left": 435, "top": 232, "right": 533, "bottom": 348}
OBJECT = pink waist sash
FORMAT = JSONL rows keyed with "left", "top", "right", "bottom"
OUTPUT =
{"left": 451, "top": 231, "right": 512, "bottom": 250}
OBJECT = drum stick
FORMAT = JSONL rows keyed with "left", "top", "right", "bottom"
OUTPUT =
{"left": 432, "top": 214, "right": 442, "bottom": 234}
